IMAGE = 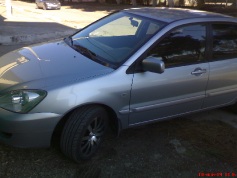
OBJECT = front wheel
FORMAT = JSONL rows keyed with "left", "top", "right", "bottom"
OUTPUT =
{"left": 60, "top": 106, "right": 108, "bottom": 162}
{"left": 35, "top": 3, "right": 39, "bottom": 9}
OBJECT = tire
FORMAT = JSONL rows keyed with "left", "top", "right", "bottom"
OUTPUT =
{"left": 60, "top": 106, "right": 108, "bottom": 162}
{"left": 43, "top": 4, "right": 47, "bottom": 10}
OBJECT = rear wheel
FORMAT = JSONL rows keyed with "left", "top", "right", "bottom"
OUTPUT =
{"left": 60, "top": 106, "right": 108, "bottom": 162}
{"left": 43, "top": 4, "right": 47, "bottom": 10}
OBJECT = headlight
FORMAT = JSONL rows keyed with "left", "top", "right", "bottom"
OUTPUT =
{"left": 0, "top": 90, "right": 47, "bottom": 113}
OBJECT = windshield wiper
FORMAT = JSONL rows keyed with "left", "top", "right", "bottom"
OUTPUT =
{"left": 73, "top": 44, "right": 97, "bottom": 60}
{"left": 64, "top": 37, "right": 97, "bottom": 61}
{"left": 73, "top": 44, "right": 116, "bottom": 69}
{"left": 64, "top": 36, "right": 73, "bottom": 46}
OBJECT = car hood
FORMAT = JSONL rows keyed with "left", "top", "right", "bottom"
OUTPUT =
{"left": 0, "top": 40, "right": 114, "bottom": 92}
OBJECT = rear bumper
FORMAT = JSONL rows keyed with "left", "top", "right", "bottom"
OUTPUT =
{"left": 46, "top": 5, "right": 60, "bottom": 9}
{"left": 0, "top": 108, "right": 61, "bottom": 148}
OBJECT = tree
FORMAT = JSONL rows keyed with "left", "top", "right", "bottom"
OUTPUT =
{"left": 197, "top": 0, "right": 205, "bottom": 7}
{"left": 116, "top": 0, "right": 121, "bottom": 4}
{"left": 232, "top": 0, "right": 237, "bottom": 6}
{"left": 167, "top": 0, "right": 174, "bottom": 6}
{"left": 132, "top": 0, "right": 137, "bottom": 5}
{"left": 152, "top": 0, "right": 158, "bottom": 6}
{"left": 197, "top": 0, "right": 205, "bottom": 8}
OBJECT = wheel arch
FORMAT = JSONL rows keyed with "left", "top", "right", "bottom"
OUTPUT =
{"left": 51, "top": 103, "right": 120, "bottom": 145}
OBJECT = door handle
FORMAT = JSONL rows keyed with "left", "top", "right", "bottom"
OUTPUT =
{"left": 191, "top": 68, "right": 207, "bottom": 76}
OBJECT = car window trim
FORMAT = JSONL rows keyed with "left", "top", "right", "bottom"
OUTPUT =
{"left": 208, "top": 22, "right": 237, "bottom": 62}
{"left": 126, "top": 22, "right": 209, "bottom": 74}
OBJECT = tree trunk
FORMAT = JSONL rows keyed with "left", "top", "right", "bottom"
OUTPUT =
{"left": 116, "top": 0, "right": 121, "bottom": 4}
{"left": 197, "top": 0, "right": 205, "bottom": 7}
{"left": 167, "top": 0, "right": 174, "bottom": 6}
{"left": 132, "top": 0, "right": 137, "bottom": 5}
{"left": 152, "top": 0, "right": 158, "bottom": 6}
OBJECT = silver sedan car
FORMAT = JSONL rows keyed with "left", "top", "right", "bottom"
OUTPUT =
{"left": 35, "top": 0, "right": 61, "bottom": 10}
{"left": 0, "top": 8, "right": 237, "bottom": 162}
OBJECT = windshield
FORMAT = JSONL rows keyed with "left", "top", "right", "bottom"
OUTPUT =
{"left": 66, "top": 12, "right": 167, "bottom": 68}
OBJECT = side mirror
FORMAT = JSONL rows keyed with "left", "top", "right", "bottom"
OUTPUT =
{"left": 142, "top": 57, "right": 165, "bottom": 74}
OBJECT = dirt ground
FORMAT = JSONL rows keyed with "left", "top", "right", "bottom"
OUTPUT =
{"left": 0, "top": 109, "right": 236, "bottom": 178}
{"left": 0, "top": 2, "right": 237, "bottom": 178}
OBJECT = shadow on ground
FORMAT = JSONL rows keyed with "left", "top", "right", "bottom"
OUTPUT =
{"left": 0, "top": 12, "right": 5, "bottom": 22}
{"left": 0, "top": 12, "right": 76, "bottom": 50}
{"left": 1, "top": 21, "right": 75, "bottom": 42}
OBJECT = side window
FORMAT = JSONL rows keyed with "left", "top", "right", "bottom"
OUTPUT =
{"left": 212, "top": 24, "right": 237, "bottom": 60}
{"left": 147, "top": 24, "right": 206, "bottom": 68}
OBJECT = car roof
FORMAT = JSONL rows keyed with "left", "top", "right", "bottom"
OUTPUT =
{"left": 123, "top": 7, "right": 234, "bottom": 23}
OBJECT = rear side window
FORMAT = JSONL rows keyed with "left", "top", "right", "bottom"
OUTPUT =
{"left": 146, "top": 23, "right": 161, "bottom": 35}
{"left": 147, "top": 24, "right": 206, "bottom": 68}
{"left": 212, "top": 24, "right": 237, "bottom": 60}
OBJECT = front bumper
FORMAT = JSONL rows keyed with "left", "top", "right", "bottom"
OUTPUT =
{"left": 0, "top": 108, "right": 61, "bottom": 148}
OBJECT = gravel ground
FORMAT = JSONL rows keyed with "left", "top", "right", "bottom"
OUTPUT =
{"left": 0, "top": 109, "right": 236, "bottom": 178}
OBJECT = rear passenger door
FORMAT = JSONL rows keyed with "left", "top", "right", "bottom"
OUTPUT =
{"left": 203, "top": 23, "right": 237, "bottom": 108}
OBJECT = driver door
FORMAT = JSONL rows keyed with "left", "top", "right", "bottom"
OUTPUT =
{"left": 129, "top": 24, "right": 209, "bottom": 125}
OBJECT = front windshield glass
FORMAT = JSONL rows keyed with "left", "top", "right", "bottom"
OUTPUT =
{"left": 68, "top": 12, "right": 167, "bottom": 68}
